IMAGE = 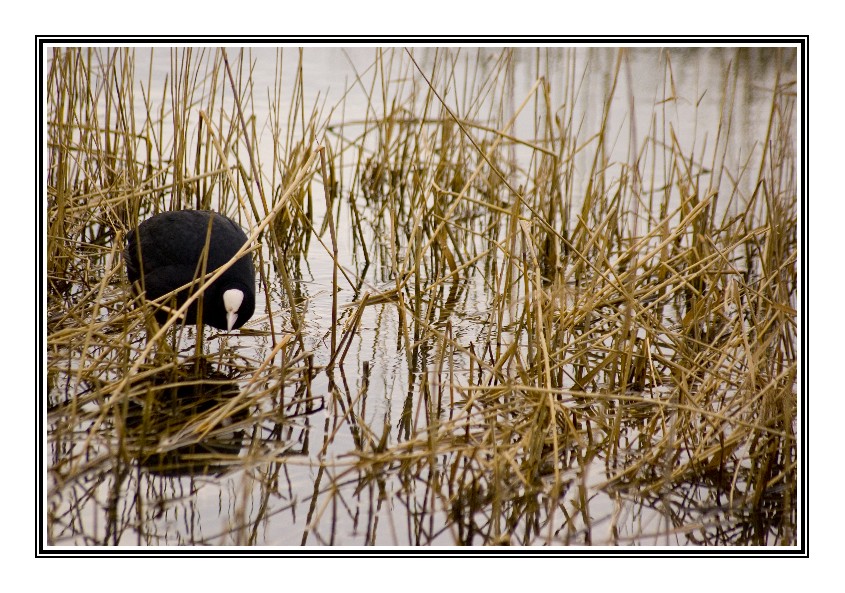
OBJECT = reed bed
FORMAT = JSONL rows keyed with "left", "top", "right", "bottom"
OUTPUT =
{"left": 45, "top": 46, "right": 797, "bottom": 546}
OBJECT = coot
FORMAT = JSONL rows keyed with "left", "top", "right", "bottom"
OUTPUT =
{"left": 126, "top": 210, "right": 255, "bottom": 331}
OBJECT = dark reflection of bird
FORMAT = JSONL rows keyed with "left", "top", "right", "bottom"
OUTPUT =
{"left": 125, "top": 210, "right": 255, "bottom": 331}
{"left": 124, "top": 361, "right": 248, "bottom": 476}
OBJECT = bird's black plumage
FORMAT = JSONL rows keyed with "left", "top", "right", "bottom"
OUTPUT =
{"left": 126, "top": 210, "right": 255, "bottom": 331}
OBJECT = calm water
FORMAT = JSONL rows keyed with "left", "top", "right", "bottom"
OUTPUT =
{"left": 45, "top": 46, "right": 796, "bottom": 547}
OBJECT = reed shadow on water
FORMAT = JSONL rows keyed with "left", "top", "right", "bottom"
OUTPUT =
{"left": 45, "top": 45, "right": 798, "bottom": 547}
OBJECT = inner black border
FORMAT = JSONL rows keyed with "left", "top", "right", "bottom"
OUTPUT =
{"left": 36, "top": 35, "right": 809, "bottom": 558}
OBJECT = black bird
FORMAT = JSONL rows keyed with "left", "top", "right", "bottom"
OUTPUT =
{"left": 126, "top": 210, "right": 256, "bottom": 331}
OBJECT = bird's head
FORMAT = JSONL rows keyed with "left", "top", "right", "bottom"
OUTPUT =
{"left": 222, "top": 288, "right": 245, "bottom": 331}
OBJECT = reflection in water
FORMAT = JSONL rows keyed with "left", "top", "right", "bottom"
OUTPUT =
{"left": 47, "top": 348, "right": 323, "bottom": 545}
{"left": 123, "top": 361, "right": 248, "bottom": 476}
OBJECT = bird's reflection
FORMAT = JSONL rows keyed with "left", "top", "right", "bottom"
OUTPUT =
{"left": 124, "top": 359, "right": 249, "bottom": 476}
